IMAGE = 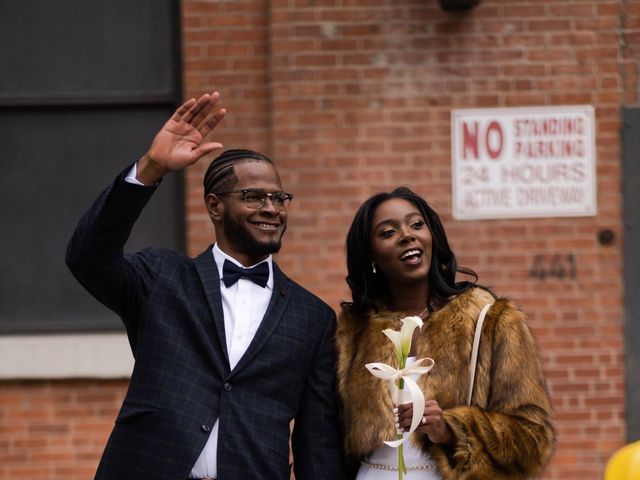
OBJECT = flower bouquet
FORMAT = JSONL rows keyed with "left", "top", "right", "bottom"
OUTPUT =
{"left": 365, "top": 316, "right": 434, "bottom": 479}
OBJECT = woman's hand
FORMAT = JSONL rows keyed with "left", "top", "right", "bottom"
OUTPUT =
{"left": 397, "top": 399, "right": 454, "bottom": 445}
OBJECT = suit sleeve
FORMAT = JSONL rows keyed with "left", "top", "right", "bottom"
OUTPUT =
{"left": 434, "top": 299, "right": 556, "bottom": 479}
{"left": 65, "top": 168, "right": 164, "bottom": 340}
{"left": 291, "top": 307, "right": 347, "bottom": 480}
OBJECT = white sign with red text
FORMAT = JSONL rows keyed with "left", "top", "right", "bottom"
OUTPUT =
{"left": 451, "top": 105, "right": 597, "bottom": 220}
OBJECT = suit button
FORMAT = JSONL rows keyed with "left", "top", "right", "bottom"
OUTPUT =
{"left": 223, "top": 382, "right": 232, "bottom": 392}
{"left": 201, "top": 424, "right": 211, "bottom": 432}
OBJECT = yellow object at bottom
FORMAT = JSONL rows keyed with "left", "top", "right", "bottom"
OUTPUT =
{"left": 604, "top": 440, "right": 640, "bottom": 479}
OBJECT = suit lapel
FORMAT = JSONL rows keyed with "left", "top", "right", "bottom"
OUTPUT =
{"left": 229, "top": 263, "right": 291, "bottom": 376}
{"left": 194, "top": 246, "right": 230, "bottom": 366}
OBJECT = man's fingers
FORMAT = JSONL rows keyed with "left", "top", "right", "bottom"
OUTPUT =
{"left": 183, "top": 92, "right": 219, "bottom": 124}
{"left": 169, "top": 91, "right": 223, "bottom": 127}
{"left": 171, "top": 98, "right": 197, "bottom": 122}
{"left": 188, "top": 95, "right": 214, "bottom": 126}
{"left": 180, "top": 92, "right": 220, "bottom": 125}
{"left": 199, "top": 108, "right": 227, "bottom": 138}
{"left": 182, "top": 94, "right": 210, "bottom": 124}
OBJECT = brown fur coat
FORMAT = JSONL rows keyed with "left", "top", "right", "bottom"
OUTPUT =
{"left": 336, "top": 287, "right": 555, "bottom": 479}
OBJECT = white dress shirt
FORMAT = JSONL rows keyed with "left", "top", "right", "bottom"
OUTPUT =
{"left": 124, "top": 164, "right": 145, "bottom": 186}
{"left": 189, "top": 245, "right": 273, "bottom": 478}
{"left": 125, "top": 166, "right": 274, "bottom": 478}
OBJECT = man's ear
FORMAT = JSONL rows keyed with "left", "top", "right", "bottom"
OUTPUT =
{"left": 205, "top": 194, "right": 223, "bottom": 222}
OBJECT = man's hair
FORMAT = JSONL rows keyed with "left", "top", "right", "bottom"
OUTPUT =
{"left": 203, "top": 149, "right": 274, "bottom": 197}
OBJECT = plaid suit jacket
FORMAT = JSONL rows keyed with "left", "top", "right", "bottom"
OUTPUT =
{"left": 66, "top": 171, "right": 346, "bottom": 480}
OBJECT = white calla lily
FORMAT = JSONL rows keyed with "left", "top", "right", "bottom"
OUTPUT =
{"left": 382, "top": 328, "right": 403, "bottom": 359}
{"left": 383, "top": 315, "right": 423, "bottom": 363}
{"left": 370, "top": 314, "right": 429, "bottom": 479}
{"left": 400, "top": 315, "right": 423, "bottom": 357}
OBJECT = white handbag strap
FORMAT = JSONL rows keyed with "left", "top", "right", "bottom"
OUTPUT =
{"left": 467, "top": 303, "right": 493, "bottom": 406}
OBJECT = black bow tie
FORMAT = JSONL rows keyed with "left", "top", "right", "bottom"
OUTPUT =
{"left": 222, "top": 259, "right": 269, "bottom": 288}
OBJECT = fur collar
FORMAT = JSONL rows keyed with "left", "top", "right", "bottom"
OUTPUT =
{"left": 336, "top": 287, "right": 495, "bottom": 458}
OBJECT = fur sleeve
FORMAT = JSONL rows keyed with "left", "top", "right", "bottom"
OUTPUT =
{"left": 335, "top": 308, "right": 401, "bottom": 461}
{"left": 430, "top": 298, "right": 555, "bottom": 479}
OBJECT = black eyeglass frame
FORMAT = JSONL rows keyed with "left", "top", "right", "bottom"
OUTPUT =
{"left": 213, "top": 188, "right": 294, "bottom": 210}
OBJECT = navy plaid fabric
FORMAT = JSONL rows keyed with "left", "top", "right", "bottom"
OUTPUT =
{"left": 66, "top": 169, "right": 346, "bottom": 480}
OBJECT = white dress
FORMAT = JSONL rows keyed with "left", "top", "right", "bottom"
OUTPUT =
{"left": 356, "top": 357, "right": 442, "bottom": 480}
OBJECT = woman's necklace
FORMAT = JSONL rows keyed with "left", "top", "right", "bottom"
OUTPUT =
{"left": 391, "top": 298, "right": 434, "bottom": 320}
{"left": 417, "top": 301, "right": 434, "bottom": 320}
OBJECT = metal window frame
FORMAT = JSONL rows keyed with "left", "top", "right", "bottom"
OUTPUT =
{"left": 623, "top": 107, "right": 640, "bottom": 442}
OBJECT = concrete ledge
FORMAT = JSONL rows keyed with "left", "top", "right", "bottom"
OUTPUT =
{"left": 0, "top": 333, "right": 133, "bottom": 380}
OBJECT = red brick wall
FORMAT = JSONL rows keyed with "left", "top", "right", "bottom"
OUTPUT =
{"left": 0, "top": 381, "right": 127, "bottom": 479}
{"left": 1, "top": 1, "right": 637, "bottom": 479}
{"left": 183, "top": 0, "right": 272, "bottom": 252}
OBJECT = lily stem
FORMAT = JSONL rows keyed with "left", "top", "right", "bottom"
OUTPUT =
{"left": 397, "top": 356, "right": 407, "bottom": 479}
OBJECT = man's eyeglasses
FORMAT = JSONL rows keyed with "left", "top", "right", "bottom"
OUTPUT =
{"left": 214, "top": 189, "right": 294, "bottom": 210}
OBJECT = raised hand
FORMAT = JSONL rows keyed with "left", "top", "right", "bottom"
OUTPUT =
{"left": 137, "top": 92, "right": 227, "bottom": 185}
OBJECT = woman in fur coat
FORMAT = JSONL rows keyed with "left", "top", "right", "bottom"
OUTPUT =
{"left": 336, "top": 187, "right": 555, "bottom": 479}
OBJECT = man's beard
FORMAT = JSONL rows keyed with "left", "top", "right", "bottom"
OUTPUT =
{"left": 222, "top": 209, "right": 285, "bottom": 259}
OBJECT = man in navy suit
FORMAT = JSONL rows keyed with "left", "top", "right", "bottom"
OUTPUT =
{"left": 66, "top": 92, "right": 346, "bottom": 479}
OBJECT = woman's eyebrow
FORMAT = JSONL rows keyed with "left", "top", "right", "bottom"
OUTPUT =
{"left": 373, "top": 218, "right": 397, "bottom": 230}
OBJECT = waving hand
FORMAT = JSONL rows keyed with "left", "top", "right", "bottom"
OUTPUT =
{"left": 137, "top": 92, "right": 227, "bottom": 184}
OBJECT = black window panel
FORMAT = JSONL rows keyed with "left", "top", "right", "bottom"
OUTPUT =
{"left": 0, "top": 0, "right": 182, "bottom": 333}
{"left": 0, "top": 106, "right": 185, "bottom": 333}
{"left": 623, "top": 107, "right": 640, "bottom": 442}
{"left": 0, "top": 0, "right": 179, "bottom": 105}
